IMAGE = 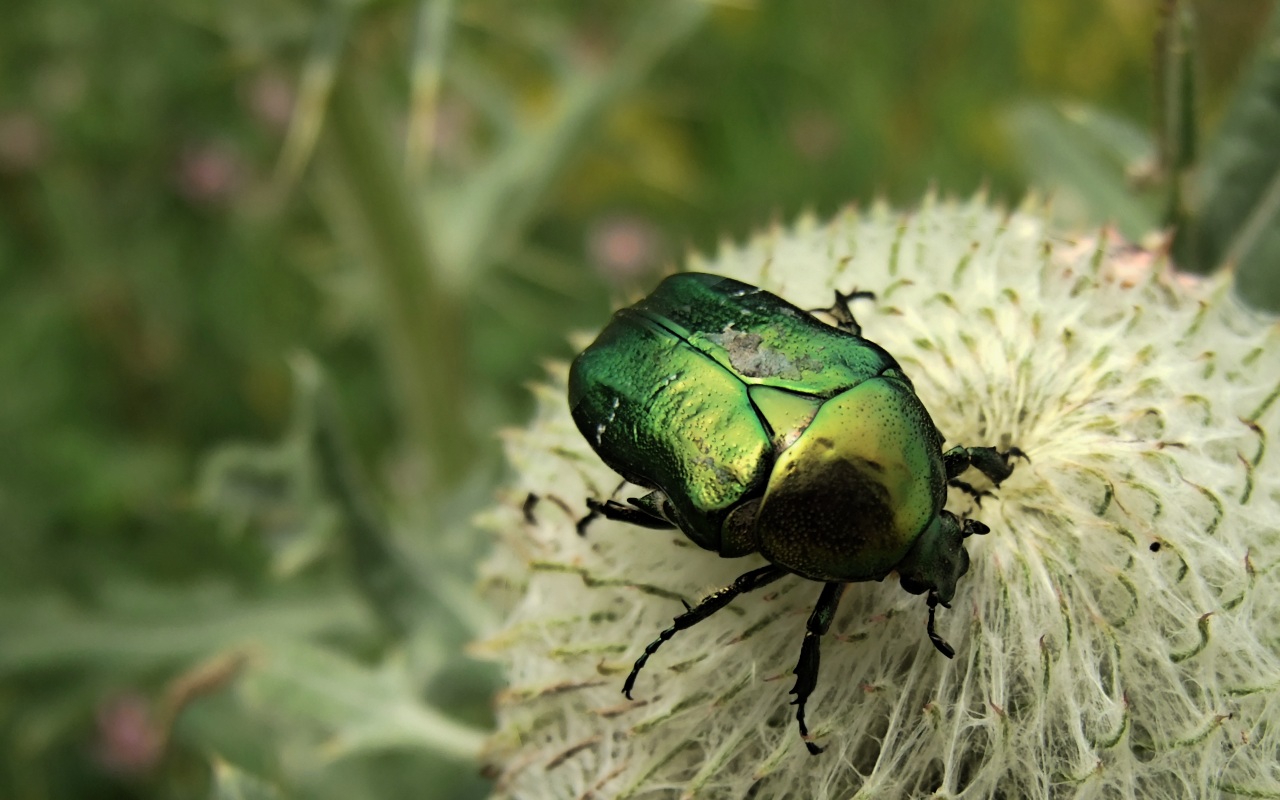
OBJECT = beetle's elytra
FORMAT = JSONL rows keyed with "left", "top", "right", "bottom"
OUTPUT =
{"left": 567, "top": 272, "right": 1023, "bottom": 754}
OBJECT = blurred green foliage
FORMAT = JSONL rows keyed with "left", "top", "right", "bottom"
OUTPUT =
{"left": 0, "top": 0, "right": 1275, "bottom": 797}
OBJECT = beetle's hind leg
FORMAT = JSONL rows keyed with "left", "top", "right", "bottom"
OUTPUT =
{"left": 815, "top": 288, "right": 876, "bottom": 337}
{"left": 623, "top": 565, "right": 787, "bottom": 699}
{"left": 943, "top": 445, "right": 1028, "bottom": 488}
{"left": 790, "top": 581, "right": 846, "bottom": 755}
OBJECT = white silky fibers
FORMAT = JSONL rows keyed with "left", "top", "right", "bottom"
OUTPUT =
{"left": 479, "top": 198, "right": 1280, "bottom": 799}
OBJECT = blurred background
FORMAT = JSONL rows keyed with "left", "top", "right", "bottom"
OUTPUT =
{"left": 1, "top": 1, "right": 1276, "bottom": 798}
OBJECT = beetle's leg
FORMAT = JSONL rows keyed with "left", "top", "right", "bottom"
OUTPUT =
{"left": 623, "top": 565, "right": 788, "bottom": 699}
{"left": 962, "top": 519, "right": 990, "bottom": 538}
{"left": 925, "top": 592, "right": 955, "bottom": 659}
{"left": 575, "top": 496, "right": 676, "bottom": 536}
{"left": 942, "top": 445, "right": 1028, "bottom": 486}
{"left": 576, "top": 480, "right": 627, "bottom": 532}
{"left": 577, "top": 482, "right": 668, "bottom": 535}
{"left": 523, "top": 493, "right": 578, "bottom": 525}
{"left": 577, "top": 488, "right": 681, "bottom": 536}
{"left": 790, "top": 581, "right": 846, "bottom": 755}
{"left": 816, "top": 288, "right": 876, "bottom": 336}
{"left": 947, "top": 478, "right": 993, "bottom": 505}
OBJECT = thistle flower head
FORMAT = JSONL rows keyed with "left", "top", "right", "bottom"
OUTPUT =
{"left": 479, "top": 198, "right": 1280, "bottom": 799}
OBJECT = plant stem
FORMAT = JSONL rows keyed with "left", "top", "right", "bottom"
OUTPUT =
{"left": 321, "top": 68, "right": 471, "bottom": 485}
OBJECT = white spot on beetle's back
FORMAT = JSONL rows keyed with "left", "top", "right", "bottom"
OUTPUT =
{"left": 707, "top": 325, "right": 823, "bottom": 380}
{"left": 594, "top": 396, "right": 621, "bottom": 445}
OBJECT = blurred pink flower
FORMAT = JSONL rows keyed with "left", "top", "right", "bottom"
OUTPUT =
{"left": 430, "top": 98, "right": 477, "bottom": 169}
{"left": 586, "top": 214, "right": 663, "bottom": 283}
{"left": 175, "top": 141, "right": 245, "bottom": 206}
{"left": 93, "top": 693, "right": 163, "bottom": 777}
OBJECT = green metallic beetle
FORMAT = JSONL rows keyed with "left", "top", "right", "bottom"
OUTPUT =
{"left": 567, "top": 272, "right": 1022, "bottom": 754}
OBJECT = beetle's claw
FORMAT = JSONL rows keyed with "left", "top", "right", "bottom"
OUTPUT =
{"left": 793, "top": 697, "right": 825, "bottom": 756}
{"left": 962, "top": 519, "right": 990, "bottom": 538}
{"left": 622, "top": 668, "right": 641, "bottom": 699}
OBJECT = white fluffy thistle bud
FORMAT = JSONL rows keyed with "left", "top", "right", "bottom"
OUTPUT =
{"left": 478, "top": 197, "right": 1280, "bottom": 799}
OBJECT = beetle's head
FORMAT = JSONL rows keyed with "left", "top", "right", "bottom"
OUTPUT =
{"left": 896, "top": 511, "right": 980, "bottom": 604}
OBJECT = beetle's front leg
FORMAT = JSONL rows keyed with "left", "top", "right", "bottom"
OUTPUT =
{"left": 942, "top": 445, "right": 1028, "bottom": 487}
{"left": 623, "top": 564, "right": 788, "bottom": 699}
{"left": 925, "top": 591, "right": 954, "bottom": 659}
{"left": 790, "top": 581, "right": 846, "bottom": 755}
{"left": 947, "top": 478, "right": 993, "bottom": 504}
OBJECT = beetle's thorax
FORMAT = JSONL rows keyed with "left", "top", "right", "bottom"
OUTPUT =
{"left": 751, "top": 376, "right": 946, "bottom": 582}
